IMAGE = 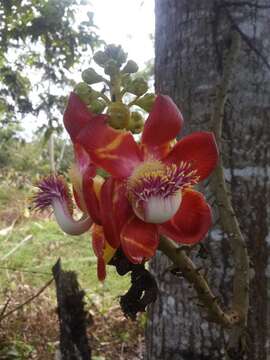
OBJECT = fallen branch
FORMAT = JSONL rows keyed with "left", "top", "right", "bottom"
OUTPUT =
{"left": 1, "top": 235, "right": 33, "bottom": 261}
{"left": 0, "top": 277, "right": 53, "bottom": 322}
{"left": 0, "top": 218, "right": 18, "bottom": 238}
{"left": 0, "top": 296, "right": 11, "bottom": 318}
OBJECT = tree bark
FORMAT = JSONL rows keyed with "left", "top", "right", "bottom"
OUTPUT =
{"left": 146, "top": 1, "right": 270, "bottom": 359}
{"left": 52, "top": 259, "right": 92, "bottom": 360}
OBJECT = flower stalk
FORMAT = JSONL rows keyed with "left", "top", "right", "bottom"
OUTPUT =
{"left": 158, "top": 236, "right": 239, "bottom": 327}
{"left": 210, "top": 31, "right": 249, "bottom": 357}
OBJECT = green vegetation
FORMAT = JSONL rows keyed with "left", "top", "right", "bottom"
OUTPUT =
{"left": 0, "top": 184, "right": 140, "bottom": 360}
{"left": 0, "top": 186, "right": 130, "bottom": 306}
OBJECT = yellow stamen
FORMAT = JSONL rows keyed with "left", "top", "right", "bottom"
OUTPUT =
{"left": 127, "top": 160, "right": 165, "bottom": 191}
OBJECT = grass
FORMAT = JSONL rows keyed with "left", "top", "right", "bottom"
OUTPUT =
{"left": 0, "top": 219, "right": 130, "bottom": 302}
{"left": 0, "top": 179, "right": 130, "bottom": 307}
{"left": 0, "top": 182, "right": 143, "bottom": 359}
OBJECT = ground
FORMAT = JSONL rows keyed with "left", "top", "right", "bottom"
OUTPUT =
{"left": 0, "top": 181, "right": 144, "bottom": 359}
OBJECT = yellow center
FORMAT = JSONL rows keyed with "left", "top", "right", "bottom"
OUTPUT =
{"left": 126, "top": 159, "right": 198, "bottom": 224}
{"left": 127, "top": 160, "right": 165, "bottom": 194}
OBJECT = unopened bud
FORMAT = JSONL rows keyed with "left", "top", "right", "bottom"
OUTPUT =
{"left": 104, "top": 59, "right": 119, "bottom": 76}
{"left": 134, "top": 93, "right": 156, "bottom": 112}
{"left": 82, "top": 68, "right": 103, "bottom": 84}
{"left": 93, "top": 51, "right": 110, "bottom": 67}
{"left": 105, "top": 44, "right": 127, "bottom": 67}
{"left": 74, "top": 82, "right": 92, "bottom": 104}
{"left": 107, "top": 102, "right": 130, "bottom": 129}
{"left": 88, "top": 99, "right": 106, "bottom": 114}
{"left": 122, "top": 60, "right": 139, "bottom": 74}
{"left": 127, "top": 111, "right": 144, "bottom": 133}
{"left": 126, "top": 77, "right": 148, "bottom": 96}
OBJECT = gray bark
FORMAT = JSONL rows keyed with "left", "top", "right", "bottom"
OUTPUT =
{"left": 52, "top": 259, "right": 92, "bottom": 360}
{"left": 145, "top": 1, "right": 270, "bottom": 359}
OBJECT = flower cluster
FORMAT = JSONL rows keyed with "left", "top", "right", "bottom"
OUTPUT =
{"left": 33, "top": 47, "right": 218, "bottom": 281}
{"left": 34, "top": 92, "right": 218, "bottom": 280}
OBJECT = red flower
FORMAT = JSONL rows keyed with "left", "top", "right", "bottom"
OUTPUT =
{"left": 64, "top": 92, "right": 219, "bottom": 264}
{"left": 33, "top": 141, "right": 116, "bottom": 281}
{"left": 69, "top": 142, "right": 116, "bottom": 281}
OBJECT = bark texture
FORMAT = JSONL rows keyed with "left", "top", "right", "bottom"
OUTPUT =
{"left": 52, "top": 259, "right": 92, "bottom": 360}
{"left": 145, "top": 1, "right": 270, "bottom": 359}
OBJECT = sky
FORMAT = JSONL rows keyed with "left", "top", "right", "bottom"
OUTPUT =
{"left": 23, "top": 0, "right": 155, "bottom": 139}
{"left": 88, "top": 0, "right": 155, "bottom": 67}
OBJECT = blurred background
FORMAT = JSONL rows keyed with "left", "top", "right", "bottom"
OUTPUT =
{"left": 0, "top": 1, "right": 154, "bottom": 358}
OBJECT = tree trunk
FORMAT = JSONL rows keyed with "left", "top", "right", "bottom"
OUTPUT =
{"left": 48, "top": 132, "right": 56, "bottom": 174}
{"left": 52, "top": 259, "right": 92, "bottom": 360}
{"left": 145, "top": 1, "right": 270, "bottom": 359}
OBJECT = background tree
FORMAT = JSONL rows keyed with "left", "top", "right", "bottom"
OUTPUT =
{"left": 146, "top": 1, "right": 270, "bottom": 359}
{"left": 0, "top": 0, "right": 101, "bottom": 171}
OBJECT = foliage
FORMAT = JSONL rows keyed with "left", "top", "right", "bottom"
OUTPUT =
{"left": 0, "top": 135, "right": 73, "bottom": 176}
{"left": 0, "top": 216, "right": 130, "bottom": 298}
{"left": 0, "top": 0, "right": 102, "bottom": 170}
{"left": 0, "top": 0, "right": 100, "bottom": 117}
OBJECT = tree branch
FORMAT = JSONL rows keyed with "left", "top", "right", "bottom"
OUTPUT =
{"left": 159, "top": 237, "right": 238, "bottom": 328}
{"left": 224, "top": 7, "right": 270, "bottom": 72}
{"left": 210, "top": 30, "right": 250, "bottom": 356}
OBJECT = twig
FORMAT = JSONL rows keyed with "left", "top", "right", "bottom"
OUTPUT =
{"left": 0, "top": 235, "right": 33, "bottom": 261}
{"left": 128, "top": 95, "right": 140, "bottom": 108}
{"left": 0, "top": 265, "right": 51, "bottom": 276}
{"left": 99, "top": 91, "right": 111, "bottom": 104}
{"left": 159, "top": 237, "right": 238, "bottom": 328}
{"left": 0, "top": 277, "right": 53, "bottom": 322}
{"left": 0, "top": 297, "right": 11, "bottom": 318}
{"left": 210, "top": 31, "right": 250, "bottom": 356}
{"left": 224, "top": 7, "right": 270, "bottom": 71}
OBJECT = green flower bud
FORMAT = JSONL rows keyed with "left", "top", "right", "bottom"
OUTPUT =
{"left": 126, "top": 77, "right": 148, "bottom": 96}
{"left": 105, "top": 44, "right": 127, "bottom": 67}
{"left": 107, "top": 102, "right": 130, "bottom": 129}
{"left": 134, "top": 93, "right": 156, "bottom": 112}
{"left": 82, "top": 68, "right": 103, "bottom": 84}
{"left": 89, "top": 89, "right": 101, "bottom": 100}
{"left": 74, "top": 82, "right": 92, "bottom": 104}
{"left": 121, "top": 74, "right": 131, "bottom": 88}
{"left": 74, "top": 82, "right": 90, "bottom": 95}
{"left": 104, "top": 59, "right": 119, "bottom": 76}
{"left": 122, "top": 60, "right": 139, "bottom": 74}
{"left": 127, "top": 111, "right": 144, "bottom": 133}
{"left": 74, "top": 83, "right": 100, "bottom": 104}
{"left": 88, "top": 99, "right": 106, "bottom": 114}
{"left": 93, "top": 51, "right": 110, "bottom": 67}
